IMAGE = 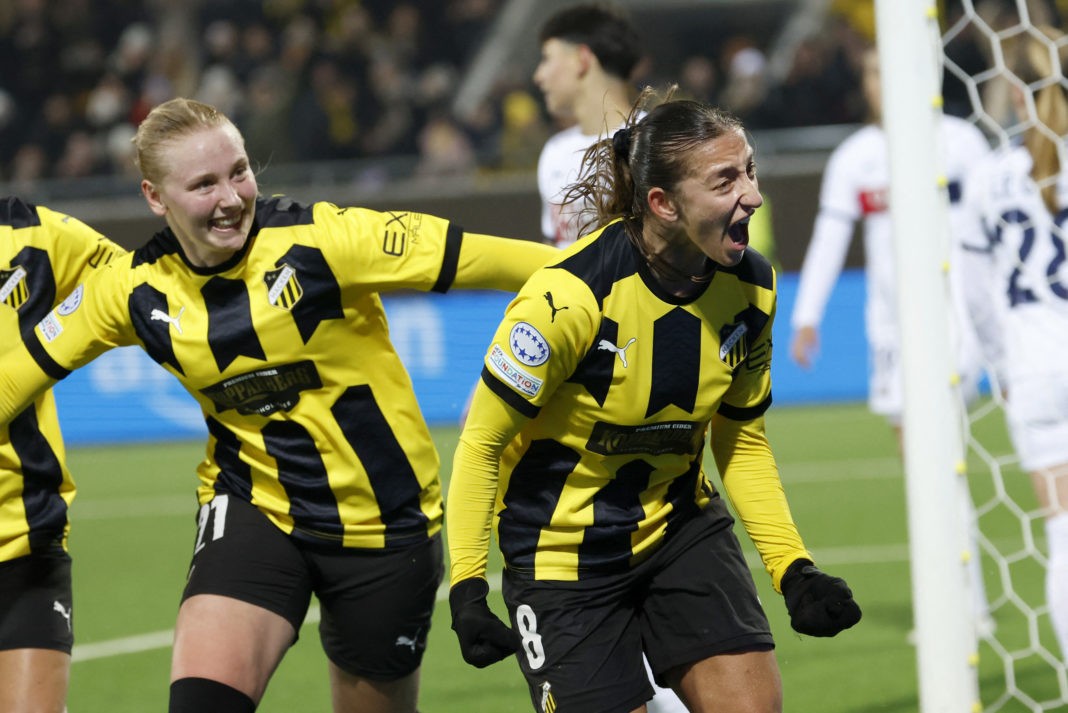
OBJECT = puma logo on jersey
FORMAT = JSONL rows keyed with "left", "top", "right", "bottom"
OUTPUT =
{"left": 53, "top": 600, "right": 72, "bottom": 631}
{"left": 150, "top": 306, "right": 184, "bottom": 334}
{"left": 543, "top": 291, "right": 569, "bottom": 322}
{"left": 597, "top": 337, "right": 636, "bottom": 368}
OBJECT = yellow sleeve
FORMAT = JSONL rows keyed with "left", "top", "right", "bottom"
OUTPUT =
{"left": 0, "top": 337, "right": 57, "bottom": 425}
{"left": 453, "top": 233, "right": 559, "bottom": 291}
{"left": 446, "top": 377, "right": 527, "bottom": 585}
{"left": 710, "top": 413, "right": 812, "bottom": 592}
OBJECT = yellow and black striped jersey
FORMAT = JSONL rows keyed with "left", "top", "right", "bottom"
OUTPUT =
{"left": 0, "top": 197, "right": 123, "bottom": 561}
{"left": 0, "top": 196, "right": 557, "bottom": 550}
{"left": 450, "top": 220, "right": 810, "bottom": 584}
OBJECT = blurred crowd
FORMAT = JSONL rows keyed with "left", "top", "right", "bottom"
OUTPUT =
{"left": 1, "top": 0, "right": 1040, "bottom": 190}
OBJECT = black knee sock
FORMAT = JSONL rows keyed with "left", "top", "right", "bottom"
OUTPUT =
{"left": 170, "top": 677, "right": 256, "bottom": 713}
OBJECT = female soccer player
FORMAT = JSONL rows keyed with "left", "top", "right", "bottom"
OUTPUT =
{"left": 0, "top": 98, "right": 558, "bottom": 713}
{"left": 446, "top": 92, "right": 861, "bottom": 712}
{"left": 960, "top": 25, "right": 1068, "bottom": 660}
{"left": 0, "top": 198, "right": 123, "bottom": 713}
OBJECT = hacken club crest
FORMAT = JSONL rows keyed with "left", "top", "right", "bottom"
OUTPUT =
{"left": 718, "top": 321, "right": 749, "bottom": 367}
{"left": 264, "top": 264, "right": 303, "bottom": 310}
{"left": 0, "top": 266, "right": 29, "bottom": 310}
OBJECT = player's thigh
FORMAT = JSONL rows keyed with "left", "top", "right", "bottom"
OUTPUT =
{"left": 0, "top": 548, "right": 73, "bottom": 653}
{"left": 328, "top": 661, "right": 419, "bottom": 713}
{"left": 174, "top": 494, "right": 312, "bottom": 699}
{"left": 180, "top": 493, "right": 314, "bottom": 630}
{"left": 641, "top": 501, "right": 774, "bottom": 685}
{"left": 502, "top": 571, "right": 653, "bottom": 713}
{"left": 0, "top": 648, "right": 70, "bottom": 713}
{"left": 311, "top": 534, "right": 443, "bottom": 683}
{"left": 1006, "top": 375, "right": 1068, "bottom": 485}
{"left": 675, "top": 649, "right": 782, "bottom": 713}
{"left": 867, "top": 341, "right": 902, "bottom": 421}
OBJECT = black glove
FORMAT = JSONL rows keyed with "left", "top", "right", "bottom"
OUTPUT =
{"left": 780, "top": 559, "right": 862, "bottom": 637}
{"left": 449, "top": 577, "right": 519, "bottom": 667}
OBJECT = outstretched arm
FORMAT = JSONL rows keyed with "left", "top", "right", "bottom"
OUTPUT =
{"left": 453, "top": 233, "right": 559, "bottom": 292}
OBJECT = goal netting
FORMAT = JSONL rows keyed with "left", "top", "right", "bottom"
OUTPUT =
{"left": 882, "top": 0, "right": 1068, "bottom": 710}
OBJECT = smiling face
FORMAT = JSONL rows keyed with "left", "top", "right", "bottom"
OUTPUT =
{"left": 140, "top": 123, "right": 257, "bottom": 268}
{"left": 650, "top": 128, "right": 762, "bottom": 269}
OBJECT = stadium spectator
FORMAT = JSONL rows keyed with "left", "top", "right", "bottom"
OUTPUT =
{"left": 959, "top": 24, "right": 1068, "bottom": 660}
{"left": 0, "top": 97, "right": 558, "bottom": 712}
{"left": 446, "top": 90, "right": 861, "bottom": 713}
{"left": 0, "top": 197, "right": 124, "bottom": 713}
{"left": 788, "top": 45, "right": 993, "bottom": 632}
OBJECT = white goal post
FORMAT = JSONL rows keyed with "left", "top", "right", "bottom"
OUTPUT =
{"left": 875, "top": 1, "right": 981, "bottom": 711}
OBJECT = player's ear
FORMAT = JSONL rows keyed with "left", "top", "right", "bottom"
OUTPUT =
{"left": 576, "top": 43, "right": 595, "bottom": 77}
{"left": 142, "top": 179, "right": 167, "bottom": 217}
{"left": 647, "top": 187, "right": 678, "bottom": 222}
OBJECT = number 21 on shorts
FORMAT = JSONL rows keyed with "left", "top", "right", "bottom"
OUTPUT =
{"left": 194, "top": 494, "right": 230, "bottom": 554}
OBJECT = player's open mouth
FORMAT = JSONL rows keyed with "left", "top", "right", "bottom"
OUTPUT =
{"left": 211, "top": 214, "right": 243, "bottom": 233}
{"left": 727, "top": 216, "right": 750, "bottom": 248}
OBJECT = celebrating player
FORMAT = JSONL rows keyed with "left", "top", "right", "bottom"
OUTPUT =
{"left": 0, "top": 198, "right": 123, "bottom": 713}
{"left": 0, "top": 98, "right": 558, "bottom": 713}
{"left": 959, "top": 24, "right": 1068, "bottom": 660}
{"left": 446, "top": 91, "right": 860, "bottom": 713}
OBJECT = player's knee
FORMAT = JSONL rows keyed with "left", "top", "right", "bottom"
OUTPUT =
{"left": 169, "top": 677, "right": 255, "bottom": 713}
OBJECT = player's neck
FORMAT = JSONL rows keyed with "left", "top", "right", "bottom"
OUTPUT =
{"left": 574, "top": 82, "right": 633, "bottom": 136}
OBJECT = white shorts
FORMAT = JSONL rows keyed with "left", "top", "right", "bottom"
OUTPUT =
{"left": 1005, "top": 373, "right": 1068, "bottom": 472}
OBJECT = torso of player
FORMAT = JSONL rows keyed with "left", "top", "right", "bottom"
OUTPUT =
{"left": 972, "top": 144, "right": 1068, "bottom": 379}
{"left": 38, "top": 198, "right": 447, "bottom": 548}
{"left": 0, "top": 201, "right": 119, "bottom": 559}
{"left": 827, "top": 117, "right": 987, "bottom": 333}
{"left": 485, "top": 223, "right": 775, "bottom": 579}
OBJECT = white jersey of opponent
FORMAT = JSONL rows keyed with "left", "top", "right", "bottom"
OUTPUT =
{"left": 791, "top": 115, "right": 991, "bottom": 417}
{"left": 538, "top": 122, "right": 622, "bottom": 248}
{"left": 962, "top": 143, "right": 1068, "bottom": 470}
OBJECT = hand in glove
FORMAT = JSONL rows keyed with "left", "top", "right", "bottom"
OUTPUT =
{"left": 449, "top": 577, "right": 519, "bottom": 667}
{"left": 780, "top": 558, "right": 862, "bottom": 637}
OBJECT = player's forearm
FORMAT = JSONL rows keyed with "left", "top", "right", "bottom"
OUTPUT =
{"left": 447, "top": 380, "right": 526, "bottom": 585}
{"left": 710, "top": 414, "right": 812, "bottom": 591}
{"left": 454, "top": 233, "right": 558, "bottom": 291}
{"left": 790, "top": 211, "right": 855, "bottom": 329}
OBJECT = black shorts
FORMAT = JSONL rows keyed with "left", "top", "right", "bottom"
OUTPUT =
{"left": 182, "top": 494, "right": 443, "bottom": 680}
{"left": 0, "top": 547, "right": 73, "bottom": 653}
{"left": 502, "top": 497, "right": 773, "bottom": 713}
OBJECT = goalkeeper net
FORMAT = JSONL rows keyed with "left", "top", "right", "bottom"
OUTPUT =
{"left": 920, "top": 0, "right": 1068, "bottom": 709}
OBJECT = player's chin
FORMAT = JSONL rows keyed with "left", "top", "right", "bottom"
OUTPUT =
{"left": 714, "top": 243, "right": 747, "bottom": 267}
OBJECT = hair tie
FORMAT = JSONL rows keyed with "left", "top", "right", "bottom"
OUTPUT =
{"left": 612, "top": 127, "right": 632, "bottom": 160}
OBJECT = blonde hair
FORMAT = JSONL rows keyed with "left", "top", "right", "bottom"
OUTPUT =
{"left": 132, "top": 98, "right": 240, "bottom": 184}
{"left": 1009, "top": 25, "right": 1068, "bottom": 214}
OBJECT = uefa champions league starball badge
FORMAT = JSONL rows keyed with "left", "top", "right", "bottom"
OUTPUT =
{"left": 509, "top": 321, "right": 550, "bottom": 367}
